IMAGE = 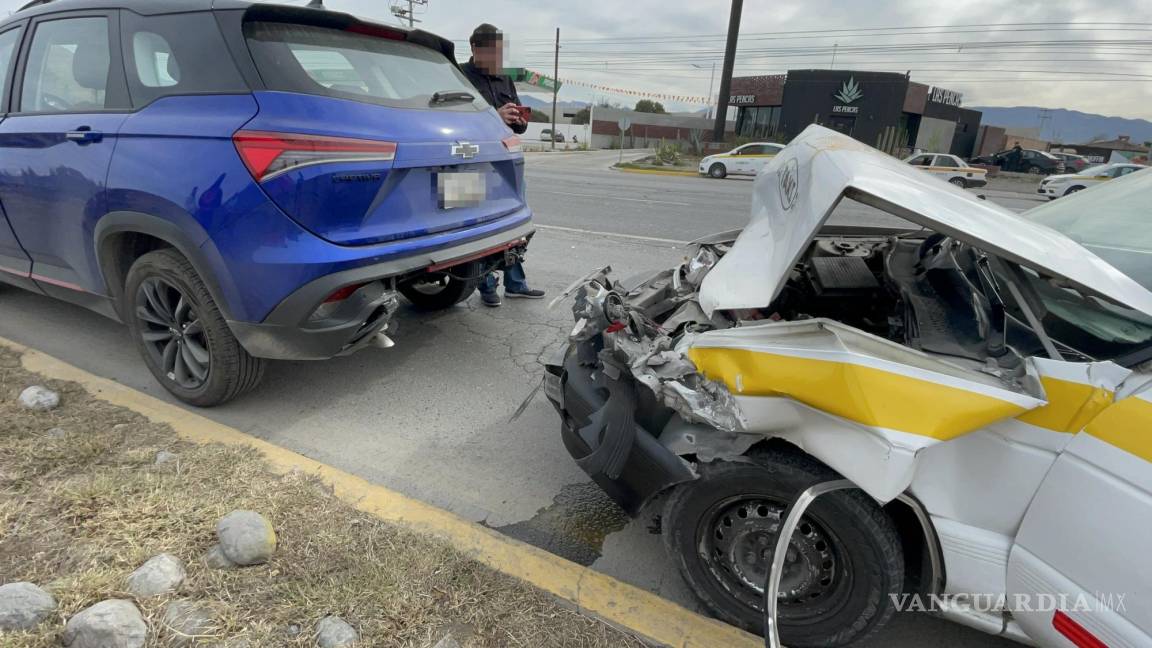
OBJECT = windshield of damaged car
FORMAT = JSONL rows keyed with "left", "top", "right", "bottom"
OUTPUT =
{"left": 1016, "top": 169, "right": 1152, "bottom": 360}
{"left": 1023, "top": 168, "right": 1151, "bottom": 291}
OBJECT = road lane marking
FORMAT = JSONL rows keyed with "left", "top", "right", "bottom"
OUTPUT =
{"left": 535, "top": 224, "right": 688, "bottom": 245}
{"left": 0, "top": 336, "right": 762, "bottom": 648}
{"left": 537, "top": 190, "right": 692, "bottom": 206}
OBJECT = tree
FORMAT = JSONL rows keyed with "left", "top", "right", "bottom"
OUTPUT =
{"left": 571, "top": 107, "right": 590, "bottom": 125}
{"left": 634, "top": 99, "right": 666, "bottom": 114}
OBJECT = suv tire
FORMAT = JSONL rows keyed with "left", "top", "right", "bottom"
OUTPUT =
{"left": 662, "top": 446, "right": 903, "bottom": 647}
{"left": 398, "top": 259, "right": 484, "bottom": 310}
{"left": 125, "top": 248, "right": 265, "bottom": 407}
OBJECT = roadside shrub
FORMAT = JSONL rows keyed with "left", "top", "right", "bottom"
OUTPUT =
{"left": 656, "top": 143, "right": 682, "bottom": 166}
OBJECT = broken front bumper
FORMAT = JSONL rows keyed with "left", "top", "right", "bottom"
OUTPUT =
{"left": 544, "top": 344, "right": 696, "bottom": 516}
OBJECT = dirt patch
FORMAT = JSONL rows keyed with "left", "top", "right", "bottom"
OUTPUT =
{"left": 0, "top": 347, "right": 645, "bottom": 647}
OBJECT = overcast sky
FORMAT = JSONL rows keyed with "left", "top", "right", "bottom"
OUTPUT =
{"left": 2, "top": 0, "right": 1149, "bottom": 120}
{"left": 342, "top": 0, "right": 1152, "bottom": 120}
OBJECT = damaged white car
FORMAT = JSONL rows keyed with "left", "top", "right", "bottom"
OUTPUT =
{"left": 544, "top": 126, "right": 1152, "bottom": 647}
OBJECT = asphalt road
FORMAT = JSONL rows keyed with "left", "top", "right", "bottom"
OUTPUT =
{"left": 0, "top": 150, "right": 1043, "bottom": 647}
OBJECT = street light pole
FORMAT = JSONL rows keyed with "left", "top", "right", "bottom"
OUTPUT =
{"left": 692, "top": 62, "right": 717, "bottom": 120}
{"left": 712, "top": 0, "right": 742, "bottom": 143}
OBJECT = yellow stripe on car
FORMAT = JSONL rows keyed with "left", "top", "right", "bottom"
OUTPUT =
{"left": 1085, "top": 393, "right": 1152, "bottom": 463}
{"left": 712, "top": 154, "right": 778, "bottom": 160}
{"left": 1016, "top": 376, "right": 1116, "bottom": 433}
{"left": 685, "top": 347, "right": 1030, "bottom": 440}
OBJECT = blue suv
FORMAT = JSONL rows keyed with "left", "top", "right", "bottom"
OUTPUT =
{"left": 0, "top": 0, "right": 534, "bottom": 405}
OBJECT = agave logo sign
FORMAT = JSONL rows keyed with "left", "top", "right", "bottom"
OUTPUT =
{"left": 834, "top": 77, "right": 863, "bottom": 104}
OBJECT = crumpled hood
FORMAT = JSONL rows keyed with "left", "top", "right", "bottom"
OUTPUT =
{"left": 699, "top": 125, "right": 1152, "bottom": 317}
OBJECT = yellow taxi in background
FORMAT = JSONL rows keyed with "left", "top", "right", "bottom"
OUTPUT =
{"left": 904, "top": 152, "right": 988, "bottom": 188}
{"left": 700, "top": 142, "right": 785, "bottom": 179}
{"left": 1039, "top": 163, "right": 1146, "bottom": 199}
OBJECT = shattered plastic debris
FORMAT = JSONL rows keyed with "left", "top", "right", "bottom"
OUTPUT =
{"left": 567, "top": 259, "right": 748, "bottom": 433}
{"left": 683, "top": 246, "right": 718, "bottom": 287}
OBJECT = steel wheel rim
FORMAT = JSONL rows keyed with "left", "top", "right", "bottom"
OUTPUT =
{"left": 697, "top": 494, "right": 850, "bottom": 622}
{"left": 135, "top": 277, "right": 210, "bottom": 390}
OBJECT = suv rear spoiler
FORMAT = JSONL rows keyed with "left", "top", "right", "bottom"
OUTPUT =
{"left": 241, "top": 4, "right": 457, "bottom": 64}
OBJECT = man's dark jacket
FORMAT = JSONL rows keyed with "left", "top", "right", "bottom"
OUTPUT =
{"left": 460, "top": 59, "right": 527, "bottom": 135}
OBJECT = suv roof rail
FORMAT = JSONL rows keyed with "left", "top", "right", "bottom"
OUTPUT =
{"left": 17, "top": 0, "right": 55, "bottom": 12}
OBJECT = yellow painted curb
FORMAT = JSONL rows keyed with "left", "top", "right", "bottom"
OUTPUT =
{"left": 1, "top": 336, "right": 762, "bottom": 648}
{"left": 614, "top": 166, "right": 701, "bottom": 177}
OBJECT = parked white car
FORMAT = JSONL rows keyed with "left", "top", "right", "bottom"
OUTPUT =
{"left": 904, "top": 152, "right": 988, "bottom": 188}
{"left": 547, "top": 126, "right": 1152, "bottom": 648}
{"left": 1039, "top": 163, "right": 1146, "bottom": 199}
{"left": 700, "top": 142, "right": 785, "bottom": 179}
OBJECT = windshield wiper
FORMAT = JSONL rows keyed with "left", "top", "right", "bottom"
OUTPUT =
{"left": 430, "top": 90, "right": 475, "bottom": 105}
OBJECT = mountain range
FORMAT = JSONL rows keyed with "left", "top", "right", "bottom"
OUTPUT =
{"left": 965, "top": 107, "right": 1151, "bottom": 145}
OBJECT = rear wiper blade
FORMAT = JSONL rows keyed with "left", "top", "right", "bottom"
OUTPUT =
{"left": 430, "top": 90, "right": 475, "bottom": 105}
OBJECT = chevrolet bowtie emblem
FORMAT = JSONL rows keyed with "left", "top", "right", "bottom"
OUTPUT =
{"left": 452, "top": 142, "right": 480, "bottom": 159}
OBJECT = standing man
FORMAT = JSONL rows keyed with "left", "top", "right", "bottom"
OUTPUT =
{"left": 1006, "top": 141, "right": 1023, "bottom": 173}
{"left": 460, "top": 23, "right": 545, "bottom": 307}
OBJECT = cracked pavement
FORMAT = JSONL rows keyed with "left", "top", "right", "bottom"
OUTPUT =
{"left": 0, "top": 150, "right": 1030, "bottom": 647}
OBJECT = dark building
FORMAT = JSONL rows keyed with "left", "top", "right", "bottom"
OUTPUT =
{"left": 729, "top": 70, "right": 982, "bottom": 157}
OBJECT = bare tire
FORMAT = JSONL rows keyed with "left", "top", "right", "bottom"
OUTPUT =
{"left": 948, "top": 177, "right": 966, "bottom": 188}
{"left": 398, "top": 259, "right": 484, "bottom": 310}
{"left": 709, "top": 163, "right": 728, "bottom": 179}
{"left": 662, "top": 446, "right": 903, "bottom": 647}
{"left": 1064, "top": 186, "right": 1085, "bottom": 197}
{"left": 125, "top": 249, "right": 265, "bottom": 407}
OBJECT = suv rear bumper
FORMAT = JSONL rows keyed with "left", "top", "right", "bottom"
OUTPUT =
{"left": 230, "top": 221, "right": 535, "bottom": 360}
{"left": 544, "top": 344, "right": 696, "bottom": 516}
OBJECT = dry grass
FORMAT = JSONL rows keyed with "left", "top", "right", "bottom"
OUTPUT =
{"left": 0, "top": 348, "right": 645, "bottom": 648}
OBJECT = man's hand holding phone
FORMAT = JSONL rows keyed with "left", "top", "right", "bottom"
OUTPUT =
{"left": 498, "top": 102, "right": 528, "bottom": 127}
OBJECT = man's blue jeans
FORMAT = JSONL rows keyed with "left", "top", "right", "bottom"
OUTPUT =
{"left": 480, "top": 261, "right": 529, "bottom": 295}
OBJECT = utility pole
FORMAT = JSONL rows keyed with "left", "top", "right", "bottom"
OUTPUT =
{"left": 551, "top": 27, "right": 560, "bottom": 151}
{"left": 830, "top": 43, "right": 838, "bottom": 69}
{"left": 390, "top": 0, "right": 426, "bottom": 28}
{"left": 712, "top": 0, "right": 742, "bottom": 143}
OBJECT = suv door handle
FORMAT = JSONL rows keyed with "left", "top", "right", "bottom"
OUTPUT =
{"left": 65, "top": 127, "right": 102, "bottom": 144}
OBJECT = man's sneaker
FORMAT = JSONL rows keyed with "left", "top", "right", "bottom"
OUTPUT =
{"left": 481, "top": 292, "right": 502, "bottom": 307}
{"left": 505, "top": 287, "right": 546, "bottom": 299}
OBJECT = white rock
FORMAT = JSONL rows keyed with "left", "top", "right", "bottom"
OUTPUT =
{"left": 0, "top": 582, "right": 56, "bottom": 631}
{"left": 155, "top": 451, "right": 179, "bottom": 465}
{"left": 162, "top": 600, "right": 216, "bottom": 646}
{"left": 216, "top": 511, "right": 276, "bottom": 566}
{"left": 126, "top": 553, "right": 185, "bottom": 597}
{"left": 18, "top": 386, "right": 59, "bottom": 411}
{"left": 63, "top": 599, "right": 146, "bottom": 648}
{"left": 316, "top": 615, "right": 358, "bottom": 647}
{"left": 203, "top": 544, "right": 236, "bottom": 570}
{"left": 46, "top": 427, "right": 66, "bottom": 439}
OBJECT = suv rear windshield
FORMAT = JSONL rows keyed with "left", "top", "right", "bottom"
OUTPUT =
{"left": 244, "top": 21, "right": 483, "bottom": 110}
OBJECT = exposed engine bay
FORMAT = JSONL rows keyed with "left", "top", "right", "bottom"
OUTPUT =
{"left": 561, "top": 224, "right": 1152, "bottom": 437}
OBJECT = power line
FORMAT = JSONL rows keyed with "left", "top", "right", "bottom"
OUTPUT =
{"left": 511, "top": 21, "right": 1152, "bottom": 44}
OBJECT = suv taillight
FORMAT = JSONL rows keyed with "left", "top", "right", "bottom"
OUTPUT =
{"left": 233, "top": 130, "right": 397, "bottom": 182}
{"left": 502, "top": 135, "right": 523, "bottom": 154}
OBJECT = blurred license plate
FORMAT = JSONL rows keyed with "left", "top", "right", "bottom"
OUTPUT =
{"left": 437, "top": 171, "right": 486, "bottom": 209}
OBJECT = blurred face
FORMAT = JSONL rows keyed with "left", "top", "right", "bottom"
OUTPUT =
{"left": 472, "top": 38, "right": 503, "bottom": 74}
